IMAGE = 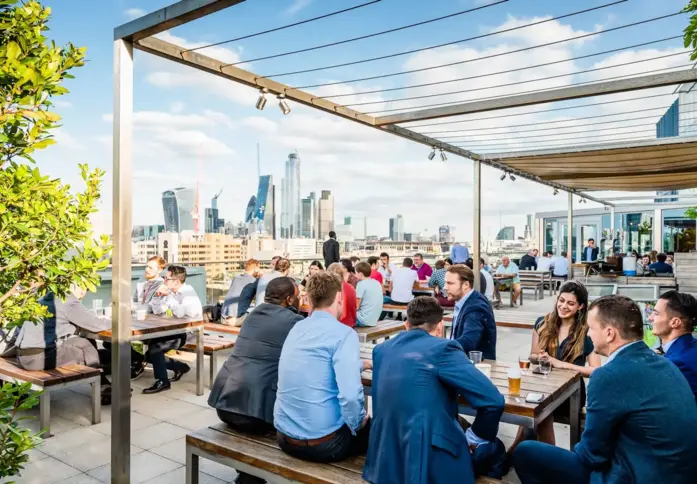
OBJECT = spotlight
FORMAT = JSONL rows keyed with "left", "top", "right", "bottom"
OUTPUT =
{"left": 510, "top": 174, "right": 516, "bottom": 182}
{"left": 553, "top": 188, "right": 559, "bottom": 195}
{"left": 500, "top": 172, "right": 507, "bottom": 181}
{"left": 255, "top": 88, "right": 269, "bottom": 111}
{"left": 440, "top": 149, "right": 447, "bottom": 162}
{"left": 428, "top": 147, "right": 436, "bottom": 160}
{"left": 278, "top": 93, "right": 291, "bottom": 115}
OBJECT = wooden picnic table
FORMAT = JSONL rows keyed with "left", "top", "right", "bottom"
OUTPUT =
{"left": 359, "top": 345, "right": 583, "bottom": 449}
{"left": 80, "top": 314, "right": 206, "bottom": 396}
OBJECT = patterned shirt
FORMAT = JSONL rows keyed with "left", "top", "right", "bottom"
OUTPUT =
{"left": 428, "top": 268, "right": 447, "bottom": 297}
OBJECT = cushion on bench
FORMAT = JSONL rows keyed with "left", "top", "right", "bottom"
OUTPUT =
{"left": 0, "top": 357, "right": 100, "bottom": 388}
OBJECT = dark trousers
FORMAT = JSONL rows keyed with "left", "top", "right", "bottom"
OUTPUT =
{"left": 513, "top": 441, "right": 590, "bottom": 484}
{"left": 277, "top": 420, "right": 371, "bottom": 463}
{"left": 146, "top": 335, "right": 188, "bottom": 382}
{"left": 218, "top": 410, "right": 274, "bottom": 484}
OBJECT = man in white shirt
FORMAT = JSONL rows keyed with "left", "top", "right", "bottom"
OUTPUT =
{"left": 552, "top": 251, "right": 570, "bottom": 279}
{"left": 537, "top": 251, "right": 554, "bottom": 273}
{"left": 378, "top": 252, "right": 397, "bottom": 284}
{"left": 386, "top": 257, "right": 418, "bottom": 305}
{"left": 479, "top": 258, "right": 495, "bottom": 302}
{"left": 145, "top": 265, "right": 203, "bottom": 394}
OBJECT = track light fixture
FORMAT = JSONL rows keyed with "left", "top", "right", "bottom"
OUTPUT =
{"left": 553, "top": 188, "right": 559, "bottom": 195}
{"left": 509, "top": 174, "right": 516, "bottom": 182}
{"left": 428, "top": 147, "right": 436, "bottom": 160}
{"left": 256, "top": 88, "right": 269, "bottom": 111}
{"left": 278, "top": 93, "right": 291, "bottom": 115}
{"left": 500, "top": 172, "right": 507, "bottom": 181}
{"left": 440, "top": 149, "right": 447, "bottom": 162}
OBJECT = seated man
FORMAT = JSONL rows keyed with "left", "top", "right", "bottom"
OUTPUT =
{"left": 446, "top": 265, "right": 497, "bottom": 360}
{"left": 649, "top": 290, "right": 697, "bottom": 400}
{"left": 519, "top": 250, "right": 537, "bottom": 270}
{"left": 367, "top": 256, "right": 383, "bottom": 285}
{"left": 495, "top": 256, "right": 521, "bottom": 306}
{"left": 354, "top": 261, "right": 383, "bottom": 327}
{"left": 363, "top": 297, "right": 505, "bottom": 484}
{"left": 428, "top": 259, "right": 453, "bottom": 307}
{"left": 386, "top": 257, "right": 418, "bottom": 305}
{"left": 221, "top": 258, "right": 260, "bottom": 326}
{"left": 145, "top": 265, "right": 203, "bottom": 394}
{"left": 274, "top": 272, "right": 370, "bottom": 463}
{"left": 514, "top": 295, "right": 697, "bottom": 484}
{"left": 649, "top": 252, "right": 674, "bottom": 274}
{"left": 209, "top": 277, "right": 303, "bottom": 484}
{"left": 536, "top": 251, "right": 554, "bottom": 273}
{"left": 552, "top": 251, "right": 569, "bottom": 280}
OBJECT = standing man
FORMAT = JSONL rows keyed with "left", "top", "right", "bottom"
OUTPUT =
{"left": 411, "top": 253, "right": 433, "bottom": 281}
{"left": 445, "top": 265, "right": 497, "bottom": 359}
{"left": 145, "top": 265, "right": 203, "bottom": 394}
{"left": 323, "top": 231, "right": 340, "bottom": 268}
{"left": 274, "top": 272, "right": 370, "bottom": 462}
{"left": 363, "top": 297, "right": 505, "bottom": 484}
{"left": 221, "top": 258, "right": 260, "bottom": 326}
{"left": 496, "top": 256, "right": 521, "bottom": 307}
{"left": 513, "top": 295, "right": 697, "bottom": 484}
{"left": 649, "top": 290, "right": 697, "bottom": 399}
{"left": 450, "top": 242, "right": 470, "bottom": 264}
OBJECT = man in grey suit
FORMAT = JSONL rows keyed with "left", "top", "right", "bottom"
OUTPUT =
{"left": 513, "top": 295, "right": 697, "bottom": 484}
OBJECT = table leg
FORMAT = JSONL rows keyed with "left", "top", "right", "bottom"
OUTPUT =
{"left": 91, "top": 379, "right": 101, "bottom": 424}
{"left": 569, "top": 383, "right": 581, "bottom": 449}
{"left": 196, "top": 326, "right": 204, "bottom": 396}
{"left": 186, "top": 446, "right": 199, "bottom": 484}
{"left": 39, "top": 392, "right": 51, "bottom": 438}
{"left": 509, "top": 287, "right": 514, "bottom": 307}
{"left": 209, "top": 352, "right": 217, "bottom": 388}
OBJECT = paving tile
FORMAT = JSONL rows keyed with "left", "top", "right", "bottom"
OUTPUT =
{"left": 90, "top": 411, "right": 159, "bottom": 436}
{"left": 130, "top": 394, "right": 203, "bottom": 421}
{"left": 131, "top": 422, "right": 190, "bottom": 449}
{"left": 54, "top": 474, "right": 105, "bottom": 484}
{"left": 50, "top": 439, "right": 144, "bottom": 472}
{"left": 19, "top": 413, "right": 85, "bottom": 436}
{"left": 26, "top": 447, "right": 49, "bottom": 462}
{"left": 200, "top": 459, "right": 238, "bottom": 482}
{"left": 149, "top": 437, "right": 186, "bottom": 465}
{"left": 87, "top": 451, "right": 181, "bottom": 484}
{"left": 170, "top": 407, "right": 219, "bottom": 431}
{"left": 14, "top": 456, "right": 82, "bottom": 484}
{"left": 39, "top": 427, "right": 107, "bottom": 458}
{"left": 142, "top": 466, "right": 228, "bottom": 484}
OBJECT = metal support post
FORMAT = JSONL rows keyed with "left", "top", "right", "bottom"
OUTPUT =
{"left": 568, "top": 193, "right": 574, "bottom": 281}
{"left": 112, "top": 38, "right": 134, "bottom": 484}
{"left": 473, "top": 160, "right": 481, "bottom": 292}
{"left": 610, "top": 206, "right": 615, "bottom": 255}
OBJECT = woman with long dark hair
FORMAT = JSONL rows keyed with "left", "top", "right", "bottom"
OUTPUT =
{"left": 300, "top": 260, "right": 323, "bottom": 289}
{"left": 509, "top": 281, "right": 600, "bottom": 452}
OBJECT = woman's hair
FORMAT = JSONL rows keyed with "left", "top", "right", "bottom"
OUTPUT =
{"left": 340, "top": 258, "right": 355, "bottom": 273}
{"left": 537, "top": 281, "right": 589, "bottom": 364}
{"left": 309, "top": 260, "right": 324, "bottom": 271}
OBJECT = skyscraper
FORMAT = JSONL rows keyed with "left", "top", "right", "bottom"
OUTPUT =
{"left": 317, "top": 190, "right": 335, "bottom": 239}
{"left": 300, "top": 193, "right": 315, "bottom": 238}
{"left": 244, "top": 196, "right": 257, "bottom": 224}
{"left": 280, "top": 152, "right": 301, "bottom": 238}
{"left": 439, "top": 225, "right": 455, "bottom": 243}
{"left": 389, "top": 214, "right": 404, "bottom": 241}
{"left": 162, "top": 187, "right": 195, "bottom": 233}
{"left": 496, "top": 226, "right": 515, "bottom": 240}
{"left": 254, "top": 175, "right": 275, "bottom": 238}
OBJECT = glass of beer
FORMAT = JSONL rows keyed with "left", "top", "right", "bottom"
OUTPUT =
{"left": 508, "top": 367, "right": 522, "bottom": 395}
{"left": 519, "top": 355, "right": 531, "bottom": 375}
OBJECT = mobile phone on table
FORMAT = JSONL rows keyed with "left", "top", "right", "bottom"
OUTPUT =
{"left": 525, "top": 392, "right": 545, "bottom": 403}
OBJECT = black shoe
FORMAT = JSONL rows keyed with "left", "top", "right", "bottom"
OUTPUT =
{"left": 142, "top": 380, "right": 171, "bottom": 394}
{"left": 131, "top": 360, "right": 147, "bottom": 380}
{"left": 234, "top": 472, "right": 266, "bottom": 484}
{"left": 171, "top": 364, "right": 191, "bottom": 382}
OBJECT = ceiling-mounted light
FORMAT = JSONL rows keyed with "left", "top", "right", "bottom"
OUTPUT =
{"left": 278, "top": 93, "right": 291, "bottom": 115}
{"left": 553, "top": 188, "right": 559, "bottom": 195}
{"left": 500, "top": 172, "right": 507, "bottom": 181}
{"left": 256, "top": 88, "right": 269, "bottom": 110}
{"left": 440, "top": 149, "right": 447, "bottom": 162}
{"left": 509, "top": 174, "right": 516, "bottom": 182}
{"left": 428, "top": 147, "right": 436, "bottom": 160}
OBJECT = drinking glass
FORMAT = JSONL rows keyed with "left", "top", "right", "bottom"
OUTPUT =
{"left": 539, "top": 359, "right": 552, "bottom": 378}
{"left": 92, "top": 299, "right": 103, "bottom": 316}
{"left": 469, "top": 351, "right": 483, "bottom": 365}
{"left": 518, "top": 355, "right": 531, "bottom": 375}
{"left": 508, "top": 367, "right": 522, "bottom": 395}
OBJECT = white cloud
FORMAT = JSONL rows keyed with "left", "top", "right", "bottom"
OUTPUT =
{"left": 240, "top": 116, "right": 278, "bottom": 134}
{"left": 53, "top": 130, "right": 86, "bottom": 151}
{"left": 53, "top": 99, "right": 73, "bottom": 109}
{"left": 124, "top": 8, "right": 146, "bottom": 20}
{"left": 170, "top": 101, "right": 185, "bottom": 113}
{"left": 286, "top": 0, "right": 313, "bottom": 15}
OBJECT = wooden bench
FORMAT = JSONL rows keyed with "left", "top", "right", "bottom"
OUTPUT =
{"left": 0, "top": 358, "right": 101, "bottom": 437}
{"left": 178, "top": 331, "right": 237, "bottom": 387}
{"left": 355, "top": 320, "right": 404, "bottom": 344}
{"left": 186, "top": 423, "right": 507, "bottom": 484}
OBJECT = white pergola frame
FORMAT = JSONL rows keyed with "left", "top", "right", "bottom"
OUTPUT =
{"left": 111, "top": 2, "right": 696, "bottom": 481}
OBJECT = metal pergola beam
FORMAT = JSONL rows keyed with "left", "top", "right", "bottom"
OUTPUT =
{"left": 375, "top": 69, "right": 697, "bottom": 126}
{"left": 114, "top": 0, "right": 245, "bottom": 41}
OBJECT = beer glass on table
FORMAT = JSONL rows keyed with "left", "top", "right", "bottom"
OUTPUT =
{"left": 519, "top": 355, "right": 531, "bottom": 375}
{"left": 508, "top": 367, "right": 522, "bottom": 395}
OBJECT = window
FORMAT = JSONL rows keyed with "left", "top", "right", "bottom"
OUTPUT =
{"left": 662, "top": 208, "right": 696, "bottom": 253}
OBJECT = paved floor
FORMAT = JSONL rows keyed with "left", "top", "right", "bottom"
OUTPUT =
{"left": 15, "top": 298, "right": 567, "bottom": 484}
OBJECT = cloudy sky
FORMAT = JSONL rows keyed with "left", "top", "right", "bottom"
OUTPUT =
{"left": 38, "top": 0, "right": 692, "bottom": 241}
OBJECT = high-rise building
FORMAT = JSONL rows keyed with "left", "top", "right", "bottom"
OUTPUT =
{"left": 438, "top": 225, "right": 455, "bottom": 243}
{"left": 253, "top": 175, "right": 275, "bottom": 238}
{"left": 523, "top": 214, "right": 533, "bottom": 240}
{"left": 300, "top": 193, "right": 316, "bottom": 238}
{"left": 280, "top": 152, "right": 301, "bottom": 238}
{"left": 389, "top": 214, "right": 404, "bottom": 241}
{"left": 496, "top": 226, "right": 515, "bottom": 241}
{"left": 317, "top": 190, "right": 335, "bottom": 239}
{"left": 344, "top": 216, "right": 352, "bottom": 225}
{"left": 244, "top": 196, "right": 256, "bottom": 224}
{"left": 162, "top": 187, "right": 195, "bottom": 233}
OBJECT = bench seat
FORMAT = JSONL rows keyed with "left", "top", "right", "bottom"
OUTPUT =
{"left": 354, "top": 320, "right": 404, "bottom": 344}
{"left": 186, "top": 423, "right": 506, "bottom": 483}
{"left": 0, "top": 357, "right": 101, "bottom": 437}
{"left": 178, "top": 331, "right": 237, "bottom": 387}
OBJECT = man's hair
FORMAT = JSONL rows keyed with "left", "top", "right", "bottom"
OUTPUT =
{"left": 327, "top": 262, "right": 344, "bottom": 276}
{"left": 148, "top": 256, "right": 167, "bottom": 269}
{"left": 589, "top": 295, "right": 643, "bottom": 340}
{"left": 328, "top": 231, "right": 336, "bottom": 238}
{"left": 355, "top": 261, "right": 371, "bottom": 278}
{"left": 367, "top": 256, "right": 379, "bottom": 266}
{"left": 588, "top": 238, "right": 595, "bottom": 243}
{"left": 657, "top": 253, "right": 668, "bottom": 263}
{"left": 435, "top": 260, "right": 445, "bottom": 270}
{"left": 479, "top": 257, "right": 486, "bottom": 266}
{"left": 167, "top": 265, "right": 187, "bottom": 283}
{"left": 340, "top": 258, "right": 355, "bottom": 273}
{"left": 465, "top": 258, "right": 474, "bottom": 269}
{"left": 561, "top": 251, "right": 567, "bottom": 257}
{"left": 265, "top": 277, "right": 297, "bottom": 305}
{"left": 414, "top": 253, "right": 424, "bottom": 259}
{"left": 349, "top": 256, "right": 360, "bottom": 263}
{"left": 245, "top": 258, "right": 260, "bottom": 271}
{"left": 380, "top": 252, "right": 389, "bottom": 259}
{"left": 407, "top": 296, "right": 444, "bottom": 331}
{"left": 659, "top": 290, "right": 697, "bottom": 332}
{"left": 447, "top": 265, "right": 474, "bottom": 288}
{"left": 275, "top": 258, "right": 291, "bottom": 273}
{"left": 403, "top": 257, "right": 413, "bottom": 267}
{"left": 306, "top": 271, "right": 343, "bottom": 309}
{"left": 444, "top": 257, "right": 452, "bottom": 265}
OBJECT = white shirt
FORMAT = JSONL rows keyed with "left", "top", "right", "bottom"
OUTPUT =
{"left": 552, "top": 256, "right": 569, "bottom": 277}
{"left": 149, "top": 283, "right": 203, "bottom": 319}
{"left": 390, "top": 267, "right": 418, "bottom": 303}
{"left": 537, "top": 257, "right": 553, "bottom": 272}
{"left": 480, "top": 268, "right": 494, "bottom": 301}
{"left": 378, "top": 263, "right": 397, "bottom": 282}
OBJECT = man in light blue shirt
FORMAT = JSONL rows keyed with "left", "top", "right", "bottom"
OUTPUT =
{"left": 450, "top": 242, "right": 470, "bottom": 264}
{"left": 355, "top": 262, "right": 383, "bottom": 327}
{"left": 495, "top": 256, "right": 521, "bottom": 306}
{"left": 274, "top": 271, "right": 371, "bottom": 462}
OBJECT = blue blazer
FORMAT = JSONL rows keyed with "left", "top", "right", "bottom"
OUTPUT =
{"left": 363, "top": 330, "right": 504, "bottom": 484}
{"left": 451, "top": 291, "right": 497, "bottom": 360}
{"left": 574, "top": 342, "right": 697, "bottom": 484}
{"left": 665, "top": 333, "right": 697, "bottom": 399}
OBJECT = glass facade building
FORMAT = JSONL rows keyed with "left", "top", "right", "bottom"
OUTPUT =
{"left": 254, "top": 175, "right": 275, "bottom": 238}
{"left": 389, "top": 214, "right": 404, "bottom": 241}
{"left": 280, "top": 153, "right": 301, "bottom": 238}
{"left": 162, "top": 187, "right": 195, "bottom": 233}
{"left": 496, "top": 226, "right": 515, "bottom": 241}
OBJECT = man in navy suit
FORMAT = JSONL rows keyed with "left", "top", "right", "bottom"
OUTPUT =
{"left": 650, "top": 290, "right": 697, "bottom": 400}
{"left": 446, "top": 265, "right": 496, "bottom": 359}
{"left": 363, "top": 297, "right": 505, "bottom": 484}
{"left": 514, "top": 295, "right": 697, "bottom": 484}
